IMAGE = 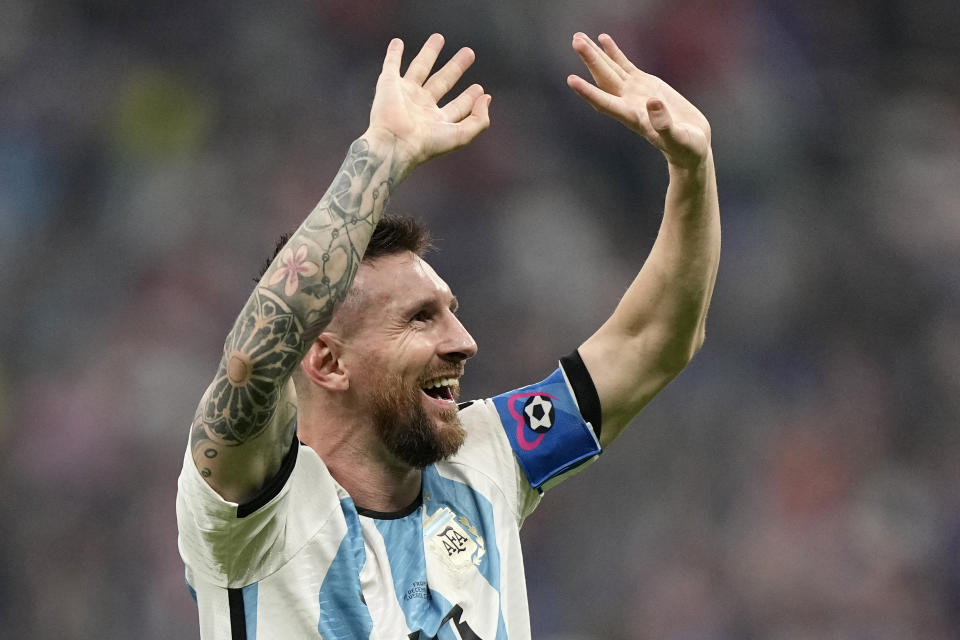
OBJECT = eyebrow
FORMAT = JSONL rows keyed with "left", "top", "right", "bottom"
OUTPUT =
{"left": 404, "top": 295, "right": 459, "bottom": 314}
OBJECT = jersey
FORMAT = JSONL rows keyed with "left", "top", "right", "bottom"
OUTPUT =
{"left": 176, "top": 352, "right": 603, "bottom": 639}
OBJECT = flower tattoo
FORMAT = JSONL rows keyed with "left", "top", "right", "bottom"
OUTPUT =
{"left": 267, "top": 243, "right": 320, "bottom": 297}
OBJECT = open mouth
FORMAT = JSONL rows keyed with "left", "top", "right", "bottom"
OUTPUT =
{"left": 421, "top": 377, "right": 458, "bottom": 402}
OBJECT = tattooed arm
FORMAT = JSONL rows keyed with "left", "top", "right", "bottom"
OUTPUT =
{"left": 190, "top": 34, "right": 491, "bottom": 502}
{"left": 566, "top": 33, "right": 720, "bottom": 447}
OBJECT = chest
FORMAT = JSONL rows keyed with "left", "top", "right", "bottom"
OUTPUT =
{"left": 340, "top": 466, "right": 513, "bottom": 638}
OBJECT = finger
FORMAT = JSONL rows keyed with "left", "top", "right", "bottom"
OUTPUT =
{"left": 381, "top": 38, "right": 404, "bottom": 76}
{"left": 597, "top": 33, "right": 638, "bottom": 74}
{"left": 451, "top": 94, "right": 492, "bottom": 145}
{"left": 566, "top": 74, "right": 622, "bottom": 119}
{"left": 404, "top": 33, "right": 445, "bottom": 85}
{"left": 646, "top": 98, "right": 693, "bottom": 151}
{"left": 582, "top": 34, "right": 627, "bottom": 78}
{"left": 423, "top": 47, "right": 476, "bottom": 102}
{"left": 572, "top": 32, "right": 626, "bottom": 88}
{"left": 440, "top": 83, "right": 484, "bottom": 122}
{"left": 646, "top": 99, "right": 671, "bottom": 133}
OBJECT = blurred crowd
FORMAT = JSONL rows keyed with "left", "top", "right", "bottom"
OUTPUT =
{"left": 2, "top": 1, "right": 959, "bottom": 638}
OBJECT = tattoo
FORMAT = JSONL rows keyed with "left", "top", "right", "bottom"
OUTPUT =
{"left": 199, "top": 288, "right": 303, "bottom": 445}
{"left": 193, "top": 136, "right": 400, "bottom": 465}
{"left": 295, "top": 139, "right": 396, "bottom": 328}
{"left": 262, "top": 138, "right": 397, "bottom": 330}
{"left": 317, "top": 139, "right": 388, "bottom": 221}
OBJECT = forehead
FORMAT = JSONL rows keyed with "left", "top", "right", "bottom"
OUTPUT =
{"left": 354, "top": 251, "right": 453, "bottom": 314}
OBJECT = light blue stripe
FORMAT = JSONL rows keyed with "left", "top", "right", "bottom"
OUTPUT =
{"left": 184, "top": 578, "right": 197, "bottom": 604}
{"left": 317, "top": 497, "right": 373, "bottom": 639}
{"left": 422, "top": 466, "right": 508, "bottom": 639}
{"left": 423, "top": 466, "right": 501, "bottom": 593}
{"left": 424, "top": 591, "right": 454, "bottom": 639}
{"left": 373, "top": 509, "right": 441, "bottom": 632}
{"left": 242, "top": 582, "right": 258, "bottom": 639}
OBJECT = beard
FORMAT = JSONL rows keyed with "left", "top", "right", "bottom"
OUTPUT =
{"left": 370, "top": 373, "right": 466, "bottom": 469}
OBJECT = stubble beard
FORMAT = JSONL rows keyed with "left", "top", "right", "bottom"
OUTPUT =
{"left": 370, "top": 374, "right": 466, "bottom": 469}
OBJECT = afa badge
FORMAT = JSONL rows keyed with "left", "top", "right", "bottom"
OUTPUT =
{"left": 423, "top": 506, "right": 486, "bottom": 573}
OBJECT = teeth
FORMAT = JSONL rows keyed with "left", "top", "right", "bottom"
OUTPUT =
{"left": 423, "top": 377, "right": 457, "bottom": 389}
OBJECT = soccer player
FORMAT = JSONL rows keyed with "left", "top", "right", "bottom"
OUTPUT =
{"left": 177, "top": 31, "right": 719, "bottom": 639}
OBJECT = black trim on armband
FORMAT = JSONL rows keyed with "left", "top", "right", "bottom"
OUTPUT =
{"left": 236, "top": 433, "right": 299, "bottom": 519}
{"left": 559, "top": 349, "right": 603, "bottom": 440}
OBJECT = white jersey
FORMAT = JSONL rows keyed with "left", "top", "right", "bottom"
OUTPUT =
{"left": 177, "top": 357, "right": 602, "bottom": 639}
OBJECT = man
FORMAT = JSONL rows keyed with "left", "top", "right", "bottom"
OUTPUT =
{"left": 177, "top": 31, "right": 719, "bottom": 639}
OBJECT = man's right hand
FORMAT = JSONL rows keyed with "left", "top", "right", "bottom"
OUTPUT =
{"left": 189, "top": 35, "right": 489, "bottom": 503}
{"left": 365, "top": 34, "right": 491, "bottom": 177}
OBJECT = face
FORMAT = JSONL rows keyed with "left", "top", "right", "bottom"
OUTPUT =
{"left": 340, "top": 251, "right": 478, "bottom": 468}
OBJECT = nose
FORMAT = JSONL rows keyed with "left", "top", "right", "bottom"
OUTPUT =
{"left": 439, "top": 313, "right": 478, "bottom": 363}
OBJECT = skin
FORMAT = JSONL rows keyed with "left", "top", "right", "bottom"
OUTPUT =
{"left": 297, "top": 252, "right": 477, "bottom": 510}
{"left": 190, "top": 32, "right": 720, "bottom": 514}
{"left": 567, "top": 32, "right": 720, "bottom": 444}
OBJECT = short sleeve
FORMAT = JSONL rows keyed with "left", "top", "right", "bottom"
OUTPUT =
{"left": 176, "top": 439, "right": 341, "bottom": 587}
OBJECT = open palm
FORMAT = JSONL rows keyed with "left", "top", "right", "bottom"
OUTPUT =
{"left": 567, "top": 33, "right": 711, "bottom": 169}
{"left": 368, "top": 34, "right": 491, "bottom": 170}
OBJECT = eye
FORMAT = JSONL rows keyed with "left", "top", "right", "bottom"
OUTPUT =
{"left": 411, "top": 310, "right": 431, "bottom": 323}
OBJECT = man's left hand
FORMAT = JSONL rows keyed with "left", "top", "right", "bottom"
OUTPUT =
{"left": 567, "top": 32, "right": 711, "bottom": 171}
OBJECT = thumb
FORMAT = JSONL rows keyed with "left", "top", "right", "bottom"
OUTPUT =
{"left": 457, "top": 94, "right": 492, "bottom": 143}
{"left": 647, "top": 98, "right": 696, "bottom": 159}
{"left": 647, "top": 98, "right": 673, "bottom": 137}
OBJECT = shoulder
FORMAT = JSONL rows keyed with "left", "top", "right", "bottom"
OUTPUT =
{"left": 177, "top": 440, "right": 344, "bottom": 585}
{"left": 452, "top": 398, "right": 512, "bottom": 461}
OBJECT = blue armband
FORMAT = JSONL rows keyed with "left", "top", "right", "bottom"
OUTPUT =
{"left": 492, "top": 367, "right": 602, "bottom": 490}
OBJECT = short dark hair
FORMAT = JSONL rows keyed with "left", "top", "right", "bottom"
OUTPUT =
{"left": 255, "top": 214, "right": 433, "bottom": 283}
{"left": 362, "top": 214, "right": 433, "bottom": 261}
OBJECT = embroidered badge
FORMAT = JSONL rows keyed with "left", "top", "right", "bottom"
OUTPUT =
{"left": 423, "top": 506, "right": 486, "bottom": 572}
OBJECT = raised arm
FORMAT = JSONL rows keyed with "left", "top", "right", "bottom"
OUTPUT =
{"left": 190, "top": 34, "right": 491, "bottom": 502}
{"left": 566, "top": 33, "right": 720, "bottom": 446}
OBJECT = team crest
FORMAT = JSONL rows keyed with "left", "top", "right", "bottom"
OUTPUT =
{"left": 423, "top": 506, "right": 486, "bottom": 573}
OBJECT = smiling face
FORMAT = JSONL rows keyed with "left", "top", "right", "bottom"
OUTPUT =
{"left": 335, "top": 250, "right": 478, "bottom": 468}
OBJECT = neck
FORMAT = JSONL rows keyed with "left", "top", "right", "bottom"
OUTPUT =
{"left": 298, "top": 402, "right": 422, "bottom": 513}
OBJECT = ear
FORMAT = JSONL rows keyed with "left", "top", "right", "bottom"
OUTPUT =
{"left": 300, "top": 334, "right": 350, "bottom": 391}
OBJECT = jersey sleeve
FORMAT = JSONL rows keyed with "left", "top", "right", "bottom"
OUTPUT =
{"left": 491, "top": 349, "right": 603, "bottom": 493}
{"left": 176, "top": 436, "right": 341, "bottom": 588}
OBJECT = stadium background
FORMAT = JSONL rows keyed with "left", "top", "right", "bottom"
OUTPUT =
{"left": 2, "top": 1, "right": 959, "bottom": 637}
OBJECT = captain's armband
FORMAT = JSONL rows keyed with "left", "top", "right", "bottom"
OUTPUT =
{"left": 491, "top": 352, "right": 602, "bottom": 491}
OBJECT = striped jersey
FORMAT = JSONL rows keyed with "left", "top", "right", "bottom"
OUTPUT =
{"left": 177, "top": 355, "right": 602, "bottom": 639}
